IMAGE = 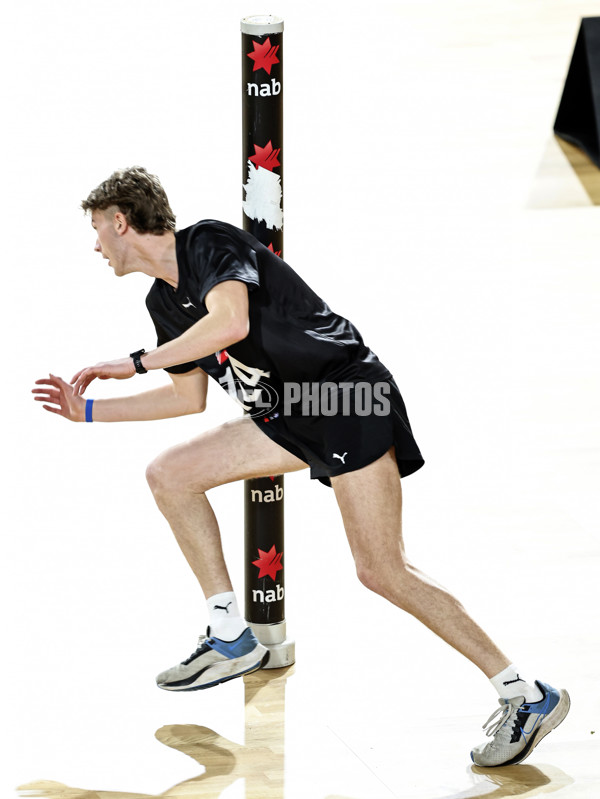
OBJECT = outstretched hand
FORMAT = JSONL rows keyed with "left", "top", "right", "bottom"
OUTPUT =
{"left": 71, "top": 357, "right": 135, "bottom": 395}
{"left": 32, "top": 374, "right": 86, "bottom": 421}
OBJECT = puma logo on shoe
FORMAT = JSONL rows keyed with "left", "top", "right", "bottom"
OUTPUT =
{"left": 333, "top": 452, "right": 348, "bottom": 464}
{"left": 503, "top": 674, "right": 524, "bottom": 686}
{"left": 213, "top": 602, "right": 233, "bottom": 614}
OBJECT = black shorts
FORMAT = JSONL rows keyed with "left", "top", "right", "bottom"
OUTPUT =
{"left": 252, "top": 376, "right": 424, "bottom": 487}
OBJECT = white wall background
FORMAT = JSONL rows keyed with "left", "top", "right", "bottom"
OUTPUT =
{"left": 2, "top": 1, "right": 599, "bottom": 797}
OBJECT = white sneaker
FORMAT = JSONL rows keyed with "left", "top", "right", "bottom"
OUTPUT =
{"left": 471, "top": 680, "right": 570, "bottom": 767}
{"left": 156, "top": 628, "right": 269, "bottom": 691}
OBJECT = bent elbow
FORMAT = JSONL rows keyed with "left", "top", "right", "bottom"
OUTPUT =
{"left": 230, "top": 317, "right": 250, "bottom": 344}
{"left": 182, "top": 400, "right": 206, "bottom": 416}
{"left": 176, "top": 390, "right": 207, "bottom": 416}
{"left": 188, "top": 393, "right": 207, "bottom": 414}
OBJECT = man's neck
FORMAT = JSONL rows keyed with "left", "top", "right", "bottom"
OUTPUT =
{"left": 132, "top": 231, "right": 178, "bottom": 288}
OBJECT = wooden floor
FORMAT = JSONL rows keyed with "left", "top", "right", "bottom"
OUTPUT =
{"left": 5, "top": 1, "right": 600, "bottom": 797}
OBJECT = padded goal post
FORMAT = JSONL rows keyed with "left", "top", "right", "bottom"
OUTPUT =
{"left": 241, "top": 15, "right": 294, "bottom": 668}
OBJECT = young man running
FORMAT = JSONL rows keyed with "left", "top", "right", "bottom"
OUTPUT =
{"left": 33, "top": 166, "right": 569, "bottom": 767}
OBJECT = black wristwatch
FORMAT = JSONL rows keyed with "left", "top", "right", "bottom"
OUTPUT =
{"left": 130, "top": 349, "right": 148, "bottom": 374}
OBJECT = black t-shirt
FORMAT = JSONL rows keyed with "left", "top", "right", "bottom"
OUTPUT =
{"left": 145, "top": 220, "right": 390, "bottom": 416}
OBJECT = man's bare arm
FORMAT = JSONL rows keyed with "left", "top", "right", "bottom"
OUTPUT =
{"left": 141, "top": 280, "right": 250, "bottom": 372}
{"left": 70, "top": 281, "right": 249, "bottom": 395}
{"left": 92, "top": 368, "right": 208, "bottom": 421}
{"left": 33, "top": 368, "right": 208, "bottom": 422}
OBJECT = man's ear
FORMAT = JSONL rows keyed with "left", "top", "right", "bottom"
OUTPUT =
{"left": 113, "top": 211, "right": 129, "bottom": 235}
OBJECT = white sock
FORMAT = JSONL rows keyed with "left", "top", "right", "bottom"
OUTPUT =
{"left": 490, "top": 664, "right": 543, "bottom": 703}
{"left": 207, "top": 592, "right": 248, "bottom": 642}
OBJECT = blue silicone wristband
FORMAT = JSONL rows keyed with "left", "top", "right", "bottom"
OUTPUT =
{"left": 85, "top": 399, "right": 94, "bottom": 423}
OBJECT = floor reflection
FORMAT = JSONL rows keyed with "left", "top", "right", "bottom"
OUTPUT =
{"left": 18, "top": 666, "right": 310, "bottom": 799}
{"left": 528, "top": 134, "right": 600, "bottom": 208}
{"left": 555, "top": 136, "right": 600, "bottom": 204}
{"left": 442, "top": 763, "right": 574, "bottom": 799}
{"left": 17, "top": 665, "right": 574, "bottom": 799}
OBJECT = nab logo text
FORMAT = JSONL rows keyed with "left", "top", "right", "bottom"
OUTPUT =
{"left": 247, "top": 79, "right": 281, "bottom": 97}
{"left": 250, "top": 485, "right": 283, "bottom": 503}
{"left": 253, "top": 584, "right": 285, "bottom": 604}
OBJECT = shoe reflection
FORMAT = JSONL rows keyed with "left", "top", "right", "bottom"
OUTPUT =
{"left": 16, "top": 666, "right": 574, "bottom": 799}
{"left": 17, "top": 666, "right": 306, "bottom": 799}
{"left": 440, "top": 763, "right": 574, "bottom": 799}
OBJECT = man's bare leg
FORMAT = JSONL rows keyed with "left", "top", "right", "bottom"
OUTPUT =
{"left": 145, "top": 416, "right": 307, "bottom": 599}
{"left": 332, "top": 447, "right": 571, "bottom": 767}
{"left": 148, "top": 417, "right": 307, "bottom": 691}
{"left": 331, "top": 447, "right": 509, "bottom": 678}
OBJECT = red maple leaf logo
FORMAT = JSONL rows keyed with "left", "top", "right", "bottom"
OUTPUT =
{"left": 247, "top": 38, "right": 280, "bottom": 75}
{"left": 267, "top": 243, "right": 282, "bottom": 257}
{"left": 249, "top": 140, "right": 281, "bottom": 171}
{"left": 252, "top": 545, "right": 283, "bottom": 581}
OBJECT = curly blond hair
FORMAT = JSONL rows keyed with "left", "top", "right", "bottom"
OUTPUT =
{"left": 82, "top": 166, "right": 176, "bottom": 234}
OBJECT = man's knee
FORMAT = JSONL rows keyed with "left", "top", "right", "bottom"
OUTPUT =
{"left": 146, "top": 451, "right": 192, "bottom": 498}
{"left": 356, "top": 563, "right": 388, "bottom": 596}
{"left": 355, "top": 558, "right": 413, "bottom": 611}
{"left": 146, "top": 455, "right": 168, "bottom": 497}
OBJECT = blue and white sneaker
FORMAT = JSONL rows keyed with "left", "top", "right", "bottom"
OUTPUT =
{"left": 156, "top": 628, "right": 269, "bottom": 691}
{"left": 471, "top": 680, "right": 570, "bottom": 767}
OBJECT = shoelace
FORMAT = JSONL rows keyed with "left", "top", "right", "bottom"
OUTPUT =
{"left": 182, "top": 634, "right": 213, "bottom": 666}
{"left": 482, "top": 701, "right": 519, "bottom": 743}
